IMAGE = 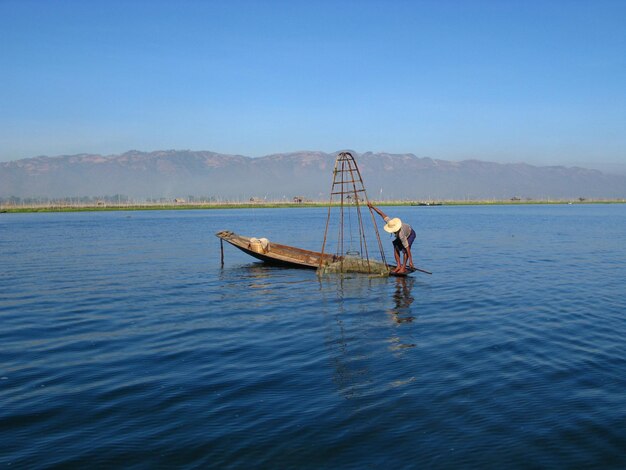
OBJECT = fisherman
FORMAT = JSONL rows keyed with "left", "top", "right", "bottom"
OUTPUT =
{"left": 367, "top": 202, "right": 416, "bottom": 274}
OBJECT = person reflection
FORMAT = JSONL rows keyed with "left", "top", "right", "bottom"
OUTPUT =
{"left": 387, "top": 276, "right": 417, "bottom": 353}
{"left": 389, "top": 276, "right": 415, "bottom": 323}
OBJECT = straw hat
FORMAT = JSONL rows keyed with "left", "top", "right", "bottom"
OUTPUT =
{"left": 384, "top": 217, "right": 402, "bottom": 233}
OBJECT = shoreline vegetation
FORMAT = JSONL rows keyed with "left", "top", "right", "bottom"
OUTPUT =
{"left": 1, "top": 199, "right": 625, "bottom": 213}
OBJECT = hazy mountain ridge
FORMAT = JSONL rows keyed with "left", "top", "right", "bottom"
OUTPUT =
{"left": 1, "top": 150, "right": 624, "bottom": 200}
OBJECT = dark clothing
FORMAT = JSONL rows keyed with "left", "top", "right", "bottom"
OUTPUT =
{"left": 393, "top": 228, "right": 416, "bottom": 252}
{"left": 383, "top": 216, "right": 414, "bottom": 249}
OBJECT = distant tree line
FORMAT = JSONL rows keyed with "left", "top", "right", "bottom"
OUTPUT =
{"left": 0, "top": 195, "right": 221, "bottom": 205}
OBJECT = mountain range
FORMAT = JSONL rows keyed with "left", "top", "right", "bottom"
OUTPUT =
{"left": 1, "top": 150, "right": 625, "bottom": 200}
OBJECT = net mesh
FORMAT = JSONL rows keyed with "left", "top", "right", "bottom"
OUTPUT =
{"left": 318, "top": 255, "right": 390, "bottom": 276}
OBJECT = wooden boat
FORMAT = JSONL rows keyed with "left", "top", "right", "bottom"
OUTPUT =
{"left": 215, "top": 154, "right": 431, "bottom": 277}
{"left": 216, "top": 230, "right": 421, "bottom": 276}
{"left": 216, "top": 230, "right": 337, "bottom": 269}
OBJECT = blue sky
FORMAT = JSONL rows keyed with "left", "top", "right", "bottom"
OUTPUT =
{"left": 1, "top": 0, "right": 625, "bottom": 173}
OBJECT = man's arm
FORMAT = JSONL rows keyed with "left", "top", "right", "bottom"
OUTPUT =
{"left": 367, "top": 202, "right": 388, "bottom": 221}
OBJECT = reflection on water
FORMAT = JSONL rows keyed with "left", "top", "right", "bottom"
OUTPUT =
{"left": 317, "top": 275, "right": 421, "bottom": 399}
{"left": 218, "top": 264, "right": 422, "bottom": 399}
{"left": 6, "top": 207, "right": 625, "bottom": 467}
{"left": 387, "top": 277, "right": 417, "bottom": 351}
{"left": 388, "top": 276, "right": 416, "bottom": 323}
{"left": 243, "top": 264, "right": 273, "bottom": 290}
{"left": 318, "top": 276, "right": 376, "bottom": 400}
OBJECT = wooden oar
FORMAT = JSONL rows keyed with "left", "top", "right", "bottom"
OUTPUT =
{"left": 407, "top": 266, "right": 432, "bottom": 275}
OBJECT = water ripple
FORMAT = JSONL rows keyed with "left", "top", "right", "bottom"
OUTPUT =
{"left": 1, "top": 207, "right": 626, "bottom": 467}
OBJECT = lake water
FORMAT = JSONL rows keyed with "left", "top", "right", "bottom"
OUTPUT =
{"left": 1, "top": 205, "right": 625, "bottom": 468}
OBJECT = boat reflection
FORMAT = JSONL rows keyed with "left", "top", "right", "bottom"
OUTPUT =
{"left": 243, "top": 264, "right": 273, "bottom": 290}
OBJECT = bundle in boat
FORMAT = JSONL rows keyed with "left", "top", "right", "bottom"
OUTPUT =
{"left": 248, "top": 237, "right": 270, "bottom": 254}
{"left": 318, "top": 255, "right": 390, "bottom": 276}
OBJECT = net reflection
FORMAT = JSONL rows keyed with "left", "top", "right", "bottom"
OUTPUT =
{"left": 318, "top": 275, "right": 420, "bottom": 399}
{"left": 318, "top": 276, "right": 384, "bottom": 400}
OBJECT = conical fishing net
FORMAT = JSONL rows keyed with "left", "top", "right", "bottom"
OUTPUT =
{"left": 318, "top": 255, "right": 390, "bottom": 276}
{"left": 318, "top": 152, "right": 390, "bottom": 277}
